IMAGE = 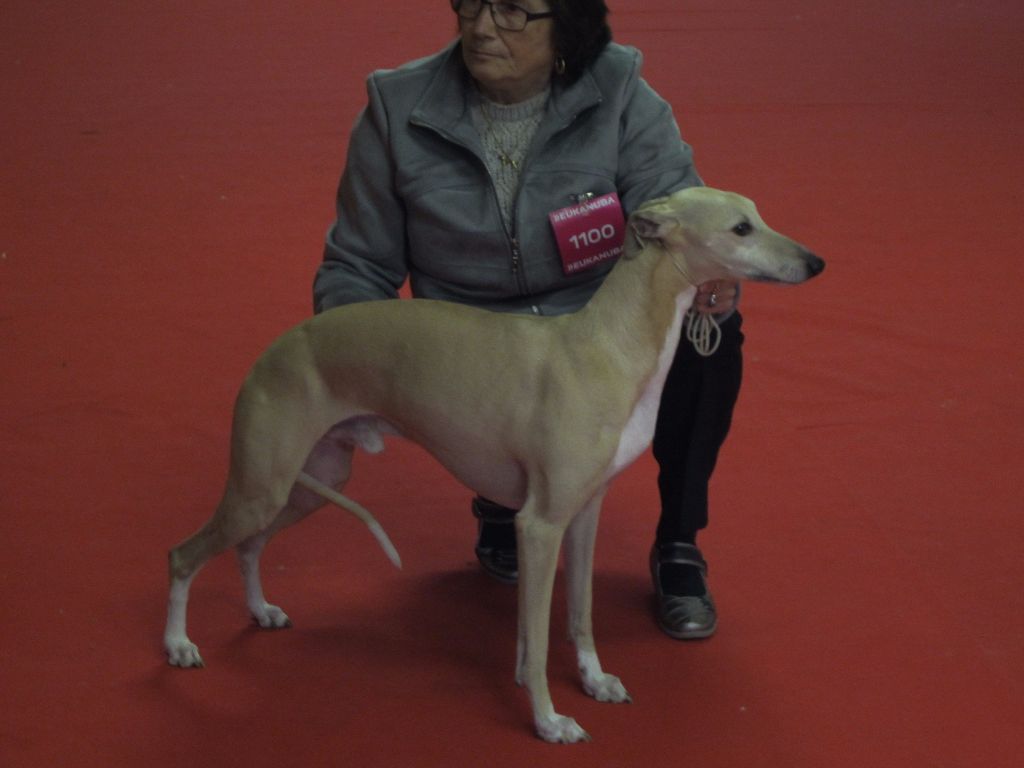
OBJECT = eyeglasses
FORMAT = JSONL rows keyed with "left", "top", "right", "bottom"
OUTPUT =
{"left": 451, "top": 0, "right": 555, "bottom": 32}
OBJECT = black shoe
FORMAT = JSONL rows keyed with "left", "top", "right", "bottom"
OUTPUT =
{"left": 472, "top": 497, "right": 518, "bottom": 584}
{"left": 650, "top": 542, "right": 717, "bottom": 640}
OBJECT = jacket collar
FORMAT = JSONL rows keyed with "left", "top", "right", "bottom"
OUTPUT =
{"left": 409, "top": 40, "right": 604, "bottom": 148}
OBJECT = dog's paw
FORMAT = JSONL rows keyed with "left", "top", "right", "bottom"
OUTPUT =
{"left": 582, "top": 671, "right": 631, "bottom": 704}
{"left": 250, "top": 603, "right": 292, "bottom": 630}
{"left": 165, "top": 638, "right": 205, "bottom": 668}
{"left": 535, "top": 713, "right": 591, "bottom": 744}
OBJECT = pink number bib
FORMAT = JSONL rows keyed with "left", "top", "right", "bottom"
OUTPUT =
{"left": 548, "top": 192, "right": 626, "bottom": 276}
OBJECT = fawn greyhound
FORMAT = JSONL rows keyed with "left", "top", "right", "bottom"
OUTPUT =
{"left": 164, "top": 187, "right": 824, "bottom": 743}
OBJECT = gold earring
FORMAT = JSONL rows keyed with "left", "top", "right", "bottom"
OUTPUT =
{"left": 554, "top": 56, "right": 566, "bottom": 76}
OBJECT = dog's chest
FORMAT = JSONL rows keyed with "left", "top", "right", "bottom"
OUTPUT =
{"left": 607, "top": 292, "right": 691, "bottom": 478}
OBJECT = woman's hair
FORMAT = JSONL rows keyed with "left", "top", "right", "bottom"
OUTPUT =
{"left": 550, "top": 0, "right": 612, "bottom": 85}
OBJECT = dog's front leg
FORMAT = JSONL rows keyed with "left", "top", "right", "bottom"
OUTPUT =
{"left": 564, "top": 495, "right": 631, "bottom": 704}
{"left": 515, "top": 505, "right": 588, "bottom": 743}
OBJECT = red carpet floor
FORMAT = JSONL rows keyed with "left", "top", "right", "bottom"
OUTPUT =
{"left": 2, "top": 1, "right": 1022, "bottom": 765}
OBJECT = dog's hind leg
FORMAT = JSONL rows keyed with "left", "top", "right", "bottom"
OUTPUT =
{"left": 237, "top": 525, "right": 297, "bottom": 630}
{"left": 165, "top": 529, "right": 215, "bottom": 667}
{"left": 236, "top": 439, "right": 355, "bottom": 630}
{"left": 166, "top": 412, "right": 322, "bottom": 666}
{"left": 165, "top": 488, "right": 287, "bottom": 668}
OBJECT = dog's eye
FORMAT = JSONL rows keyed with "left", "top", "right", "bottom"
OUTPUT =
{"left": 732, "top": 222, "right": 753, "bottom": 237}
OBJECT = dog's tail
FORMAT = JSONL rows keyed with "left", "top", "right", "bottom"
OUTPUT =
{"left": 295, "top": 471, "right": 402, "bottom": 569}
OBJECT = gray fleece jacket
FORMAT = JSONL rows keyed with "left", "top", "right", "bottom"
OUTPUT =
{"left": 314, "top": 40, "right": 702, "bottom": 316}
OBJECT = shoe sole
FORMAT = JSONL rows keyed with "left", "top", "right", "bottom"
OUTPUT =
{"left": 657, "top": 618, "right": 717, "bottom": 640}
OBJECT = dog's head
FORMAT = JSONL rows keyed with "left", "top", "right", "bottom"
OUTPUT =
{"left": 630, "top": 187, "right": 825, "bottom": 285}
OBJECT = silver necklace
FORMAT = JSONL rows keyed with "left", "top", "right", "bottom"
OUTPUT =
{"left": 479, "top": 102, "right": 521, "bottom": 170}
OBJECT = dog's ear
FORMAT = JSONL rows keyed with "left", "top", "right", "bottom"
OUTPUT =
{"left": 629, "top": 199, "right": 677, "bottom": 243}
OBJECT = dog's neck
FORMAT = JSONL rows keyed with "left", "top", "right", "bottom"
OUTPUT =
{"left": 575, "top": 238, "right": 696, "bottom": 368}
{"left": 627, "top": 226, "right": 700, "bottom": 283}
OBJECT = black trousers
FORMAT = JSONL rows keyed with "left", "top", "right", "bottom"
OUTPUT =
{"left": 652, "top": 311, "right": 744, "bottom": 545}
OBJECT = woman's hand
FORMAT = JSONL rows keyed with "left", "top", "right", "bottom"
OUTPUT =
{"left": 694, "top": 280, "right": 739, "bottom": 315}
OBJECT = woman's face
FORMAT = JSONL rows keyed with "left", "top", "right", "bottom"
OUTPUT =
{"left": 458, "top": 1, "right": 557, "bottom": 104}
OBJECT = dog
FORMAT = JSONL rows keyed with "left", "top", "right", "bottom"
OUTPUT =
{"left": 163, "top": 187, "right": 824, "bottom": 743}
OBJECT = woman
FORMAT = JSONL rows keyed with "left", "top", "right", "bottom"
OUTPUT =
{"left": 313, "top": 0, "right": 743, "bottom": 640}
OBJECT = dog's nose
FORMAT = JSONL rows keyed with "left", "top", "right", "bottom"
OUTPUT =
{"left": 803, "top": 251, "right": 826, "bottom": 277}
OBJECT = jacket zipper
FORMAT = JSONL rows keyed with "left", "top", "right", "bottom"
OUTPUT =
{"left": 510, "top": 236, "right": 521, "bottom": 275}
{"left": 493, "top": 179, "right": 527, "bottom": 292}
{"left": 416, "top": 121, "right": 532, "bottom": 291}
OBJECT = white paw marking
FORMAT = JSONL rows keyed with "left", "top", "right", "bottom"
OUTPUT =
{"left": 536, "top": 714, "right": 591, "bottom": 744}
{"left": 577, "top": 650, "right": 631, "bottom": 703}
{"left": 583, "top": 671, "right": 631, "bottom": 703}
{"left": 165, "top": 638, "right": 204, "bottom": 668}
{"left": 251, "top": 603, "right": 292, "bottom": 629}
